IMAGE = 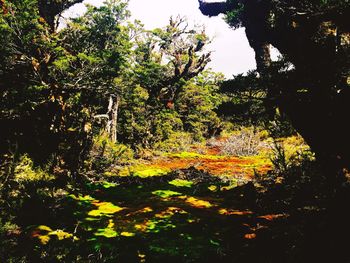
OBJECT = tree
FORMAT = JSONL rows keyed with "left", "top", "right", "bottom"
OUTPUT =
{"left": 0, "top": 0, "right": 64, "bottom": 162}
{"left": 37, "top": 0, "right": 84, "bottom": 31}
{"left": 177, "top": 71, "right": 224, "bottom": 139}
{"left": 55, "top": 0, "right": 132, "bottom": 144}
{"left": 117, "top": 17, "right": 215, "bottom": 147}
{"left": 0, "top": 0, "right": 132, "bottom": 169}
{"left": 218, "top": 71, "right": 269, "bottom": 127}
{"left": 199, "top": 0, "right": 350, "bottom": 170}
{"left": 133, "top": 16, "right": 211, "bottom": 106}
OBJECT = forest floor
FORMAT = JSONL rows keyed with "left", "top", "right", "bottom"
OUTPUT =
{"left": 3, "top": 136, "right": 350, "bottom": 262}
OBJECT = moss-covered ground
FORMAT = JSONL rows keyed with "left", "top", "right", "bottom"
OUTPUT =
{"left": 4, "top": 136, "right": 349, "bottom": 262}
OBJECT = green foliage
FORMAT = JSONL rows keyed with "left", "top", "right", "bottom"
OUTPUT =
{"left": 0, "top": 0, "right": 134, "bottom": 170}
{"left": 269, "top": 136, "right": 315, "bottom": 174}
{"left": 1, "top": 0, "right": 223, "bottom": 172}
{"left": 154, "top": 132, "right": 193, "bottom": 152}
{"left": 218, "top": 71, "right": 268, "bottom": 126}
{"left": 90, "top": 133, "right": 134, "bottom": 168}
{"left": 177, "top": 72, "right": 224, "bottom": 140}
{"left": 225, "top": 2, "right": 244, "bottom": 28}
{"left": 219, "top": 70, "right": 297, "bottom": 139}
{"left": 14, "top": 155, "right": 54, "bottom": 182}
{"left": 116, "top": 17, "right": 219, "bottom": 148}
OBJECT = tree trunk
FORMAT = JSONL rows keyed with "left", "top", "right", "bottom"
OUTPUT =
{"left": 106, "top": 94, "right": 120, "bottom": 143}
{"left": 94, "top": 94, "right": 120, "bottom": 143}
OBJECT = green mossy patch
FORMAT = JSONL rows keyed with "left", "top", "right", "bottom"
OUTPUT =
{"left": 118, "top": 165, "right": 171, "bottom": 177}
{"left": 88, "top": 202, "right": 124, "bottom": 217}
{"left": 152, "top": 190, "right": 182, "bottom": 198}
{"left": 169, "top": 179, "right": 193, "bottom": 188}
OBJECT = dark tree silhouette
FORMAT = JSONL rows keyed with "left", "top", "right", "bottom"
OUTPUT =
{"left": 198, "top": 0, "right": 227, "bottom": 17}
{"left": 38, "top": 0, "right": 84, "bottom": 31}
{"left": 198, "top": 0, "right": 350, "bottom": 171}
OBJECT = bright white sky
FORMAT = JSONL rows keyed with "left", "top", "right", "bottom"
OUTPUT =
{"left": 64, "top": 0, "right": 258, "bottom": 78}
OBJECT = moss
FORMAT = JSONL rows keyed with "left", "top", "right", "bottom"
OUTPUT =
{"left": 32, "top": 225, "right": 78, "bottom": 245}
{"left": 94, "top": 228, "right": 117, "bottom": 238}
{"left": 37, "top": 225, "right": 53, "bottom": 232}
{"left": 120, "top": 231, "right": 135, "bottom": 237}
{"left": 68, "top": 194, "right": 96, "bottom": 203}
{"left": 169, "top": 179, "right": 193, "bottom": 188}
{"left": 135, "top": 208, "right": 181, "bottom": 233}
{"left": 134, "top": 168, "right": 170, "bottom": 178}
{"left": 118, "top": 165, "right": 171, "bottom": 178}
{"left": 152, "top": 190, "right": 182, "bottom": 198}
{"left": 99, "top": 181, "right": 119, "bottom": 189}
{"left": 49, "top": 230, "right": 74, "bottom": 240}
{"left": 88, "top": 202, "right": 124, "bottom": 217}
{"left": 220, "top": 180, "right": 238, "bottom": 191}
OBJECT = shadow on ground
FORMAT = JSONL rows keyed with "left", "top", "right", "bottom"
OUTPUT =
{"left": 4, "top": 167, "right": 350, "bottom": 263}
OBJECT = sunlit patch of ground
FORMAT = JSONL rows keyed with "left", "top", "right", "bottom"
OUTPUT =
{"left": 25, "top": 135, "right": 314, "bottom": 261}
{"left": 115, "top": 134, "right": 310, "bottom": 180}
{"left": 28, "top": 171, "right": 293, "bottom": 263}
{"left": 114, "top": 139, "right": 273, "bottom": 179}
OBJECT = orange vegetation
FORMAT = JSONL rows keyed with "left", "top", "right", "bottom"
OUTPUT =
{"left": 146, "top": 153, "right": 271, "bottom": 179}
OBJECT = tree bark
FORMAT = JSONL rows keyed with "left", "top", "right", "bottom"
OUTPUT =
{"left": 94, "top": 94, "right": 120, "bottom": 143}
{"left": 106, "top": 94, "right": 120, "bottom": 143}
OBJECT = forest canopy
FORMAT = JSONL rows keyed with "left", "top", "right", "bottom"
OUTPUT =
{"left": 0, "top": 0, "right": 222, "bottom": 168}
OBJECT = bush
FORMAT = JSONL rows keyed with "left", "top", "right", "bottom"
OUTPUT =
{"left": 89, "top": 133, "right": 134, "bottom": 171}
{"left": 154, "top": 132, "right": 193, "bottom": 153}
{"left": 14, "top": 155, "right": 54, "bottom": 183}
{"left": 220, "top": 127, "right": 263, "bottom": 156}
{"left": 269, "top": 136, "right": 315, "bottom": 174}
